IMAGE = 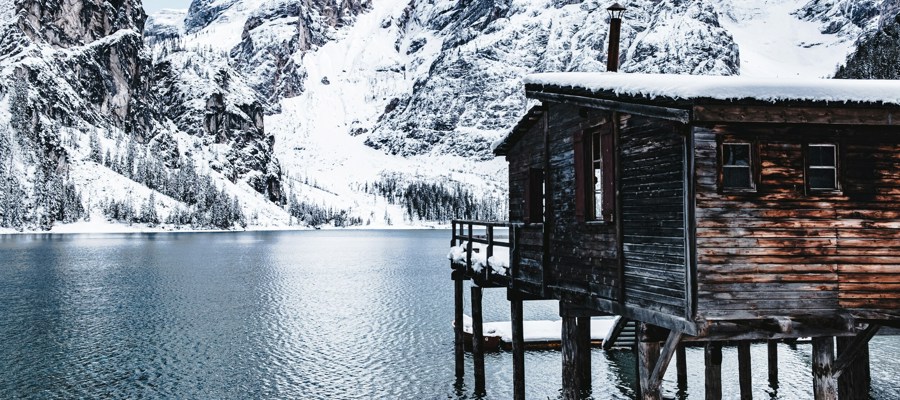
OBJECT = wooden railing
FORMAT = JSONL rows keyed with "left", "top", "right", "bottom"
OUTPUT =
{"left": 450, "top": 220, "right": 514, "bottom": 284}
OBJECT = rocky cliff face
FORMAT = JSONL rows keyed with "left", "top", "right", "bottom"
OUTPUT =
{"left": 225, "top": 0, "right": 371, "bottom": 102}
{"left": 795, "top": 0, "right": 882, "bottom": 39}
{"left": 17, "top": 0, "right": 146, "bottom": 47}
{"left": 364, "top": 0, "right": 739, "bottom": 160}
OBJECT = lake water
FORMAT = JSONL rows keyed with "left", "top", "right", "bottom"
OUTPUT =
{"left": 0, "top": 230, "right": 898, "bottom": 399}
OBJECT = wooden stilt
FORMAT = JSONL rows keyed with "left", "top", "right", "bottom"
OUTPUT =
{"left": 510, "top": 291, "right": 525, "bottom": 400}
{"left": 676, "top": 343, "right": 688, "bottom": 392}
{"left": 705, "top": 342, "right": 723, "bottom": 400}
{"left": 454, "top": 274, "right": 465, "bottom": 380}
{"left": 576, "top": 316, "right": 592, "bottom": 393}
{"left": 835, "top": 326, "right": 879, "bottom": 400}
{"left": 562, "top": 316, "right": 578, "bottom": 399}
{"left": 471, "top": 286, "right": 485, "bottom": 395}
{"left": 768, "top": 340, "right": 778, "bottom": 389}
{"left": 738, "top": 341, "right": 752, "bottom": 400}
{"left": 837, "top": 336, "right": 870, "bottom": 400}
{"left": 812, "top": 337, "right": 838, "bottom": 400}
{"left": 637, "top": 323, "right": 662, "bottom": 400}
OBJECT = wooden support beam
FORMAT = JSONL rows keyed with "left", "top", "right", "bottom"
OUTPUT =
{"left": 705, "top": 342, "right": 723, "bottom": 400}
{"left": 637, "top": 323, "right": 663, "bottom": 400}
{"left": 576, "top": 316, "right": 592, "bottom": 393}
{"left": 471, "top": 286, "right": 486, "bottom": 395}
{"left": 510, "top": 291, "right": 525, "bottom": 400}
{"left": 768, "top": 340, "right": 779, "bottom": 389}
{"left": 454, "top": 273, "right": 465, "bottom": 380}
{"left": 676, "top": 344, "right": 688, "bottom": 392}
{"left": 812, "top": 337, "right": 838, "bottom": 400}
{"left": 833, "top": 324, "right": 880, "bottom": 379}
{"left": 837, "top": 336, "right": 872, "bottom": 400}
{"left": 693, "top": 104, "right": 900, "bottom": 126}
{"left": 738, "top": 341, "right": 752, "bottom": 400}
{"left": 653, "top": 333, "right": 682, "bottom": 386}
{"left": 835, "top": 325, "right": 878, "bottom": 400}
{"left": 562, "top": 316, "right": 579, "bottom": 399}
{"left": 527, "top": 90, "right": 692, "bottom": 123}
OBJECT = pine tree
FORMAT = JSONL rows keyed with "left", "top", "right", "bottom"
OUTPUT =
{"left": 89, "top": 130, "right": 103, "bottom": 163}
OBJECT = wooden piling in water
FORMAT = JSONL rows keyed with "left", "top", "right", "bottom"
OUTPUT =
{"left": 676, "top": 343, "right": 688, "bottom": 392}
{"left": 705, "top": 342, "right": 723, "bottom": 400}
{"left": 768, "top": 340, "right": 778, "bottom": 388}
{"left": 812, "top": 337, "right": 838, "bottom": 400}
{"left": 637, "top": 323, "right": 661, "bottom": 400}
{"left": 837, "top": 336, "right": 870, "bottom": 400}
{"left": 453, "top": 273, "right": 464, "bottom": 380}
{"left": 471, "top": 286, "right": 485, "bottom": 394}
{"left": 576, "top": 316, "right": 591, "bottom": 392}
{"left": 738, "top": 341, "right": 752, "bottom": 400}
{"left": 509, "top": 290, "right": 525, "bottom": 400}
{"left": 561, "top": 316, "right": 578, "bottom": 399}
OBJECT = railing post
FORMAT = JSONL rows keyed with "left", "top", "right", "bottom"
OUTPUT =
{"left": 466, "top": 223, "right": 474, "bottom": 273}
{"left": 510, "top": 225, "right": 520, "bottom": 290}
{"left": 486, "top": 225, "right": 494, "bottom": 280}
{"left": 451, "top": 221, "right": 457, "bottom": 247}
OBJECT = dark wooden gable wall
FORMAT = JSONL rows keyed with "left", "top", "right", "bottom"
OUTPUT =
{"left": 507, "top": 114, "right": 546, "bottom": 292}
{"left": 544, "top": 102, "right": 620, "bottom": 302}
{"left": 619, "top": 115, "right": 689, "bottom": 319}
{"left": 693, "top": 125, "right": 900, "bottom": 321}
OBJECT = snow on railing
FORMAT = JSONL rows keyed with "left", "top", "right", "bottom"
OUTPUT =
{"left": 448, "top": 220, "right": 512, "bottom": 276}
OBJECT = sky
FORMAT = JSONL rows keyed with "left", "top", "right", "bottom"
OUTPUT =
{"left": 143, "top": 0, "right": 191, "bottom": 14}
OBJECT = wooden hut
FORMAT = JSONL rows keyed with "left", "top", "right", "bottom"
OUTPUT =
{"left": 451, "top": 72, "right": 900, "bottom": 399}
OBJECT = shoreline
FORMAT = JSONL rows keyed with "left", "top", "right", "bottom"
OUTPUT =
{"left": 0, "top": 221, "right": 464, "bottom": 236}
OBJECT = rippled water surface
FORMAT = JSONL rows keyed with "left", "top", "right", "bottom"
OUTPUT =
{"left": 1, "top": 230, "right": 898, "bottom": 399}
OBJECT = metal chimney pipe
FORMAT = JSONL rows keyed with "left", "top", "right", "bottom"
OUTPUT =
{"left": 606, "top": 3, "right": 626, "bottom": 72}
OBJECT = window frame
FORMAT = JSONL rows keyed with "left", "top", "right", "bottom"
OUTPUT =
{"left": 524, "top": 167, "right": 544, "bottom": 224}
{"left": 804, "top": 143, "right": 841, "bottom": 194}
{"left": 718, "top": 140, "right": 758, "bottom": 193}
{"left": 574, "top": 124, "right": 615, "bottom": 224}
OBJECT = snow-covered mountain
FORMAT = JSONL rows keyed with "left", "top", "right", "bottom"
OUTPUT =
{"left": 0, "top": 0, "right": 896, "bottom": 232}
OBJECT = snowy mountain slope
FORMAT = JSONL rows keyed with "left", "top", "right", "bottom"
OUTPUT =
{"left": 1, "top": 0, "right": 895, "bottom": 233}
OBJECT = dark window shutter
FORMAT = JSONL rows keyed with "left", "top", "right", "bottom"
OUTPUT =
{"left": 573, "top": 131, "right": 591, "bottom": 222}
{"left": 525, "top": 168, "right": 543, "bottom": 223}
{"left": 601, "top": 130, "right": 615, "bottom": 222}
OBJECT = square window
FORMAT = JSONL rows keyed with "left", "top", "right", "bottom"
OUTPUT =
{"left": 808, "top": 144, "right": 838, "bottom": 191}
{"left": 722, "top": 143, "right": 753, "bottom": 190}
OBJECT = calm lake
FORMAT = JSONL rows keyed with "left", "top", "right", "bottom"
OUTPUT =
{"left": 0, "top": 230, "right": 898, "bottom": 399}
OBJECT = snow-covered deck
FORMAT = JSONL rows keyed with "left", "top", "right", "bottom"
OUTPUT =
{"left": 461, "top": 315, "right": 623, "bottom": 349}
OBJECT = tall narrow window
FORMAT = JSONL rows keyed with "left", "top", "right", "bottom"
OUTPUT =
{"left": 524, "top": 168, "right": 544, "bottom": 223}
{"left": 721, "top": 143, "right": 753, "bottom": 190}
{"left": 807, "top": 144, "right": 838, "bottom": 191}
{"left": 575, "top": 125, "right": 614, "bottom": 222}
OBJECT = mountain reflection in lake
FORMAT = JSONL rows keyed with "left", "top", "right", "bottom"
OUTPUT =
{"left": 0, "top": 231, "right": 898, "bottom": 399}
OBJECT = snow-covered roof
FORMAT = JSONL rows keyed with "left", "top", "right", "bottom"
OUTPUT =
{"left": 525, "top": 73, "right": 900, "bottom": 106}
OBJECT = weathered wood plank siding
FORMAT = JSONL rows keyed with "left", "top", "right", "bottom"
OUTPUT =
{"left": 507, "top": 117, "right": 545, "bottom": 292}
{"left": 620, "top": 116, "right": 688, "bottom": 317}
{"left": 545, "top": 103, "right": 620, "bottom": 301}
{"left": 694, "top": 125, "right": 900, "bottom": 320}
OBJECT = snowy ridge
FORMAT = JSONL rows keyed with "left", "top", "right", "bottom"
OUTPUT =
{"left": 526, "top": 72, "right": 900, "bottom": 105}
{"left": 0, "top": 0, "right": 893, "bottom": 233}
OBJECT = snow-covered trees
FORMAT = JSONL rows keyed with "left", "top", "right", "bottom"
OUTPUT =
{"left": 836, "top": 15, "right": 900, "bottom": 79}
{"left": 367, "top": 174, "right": 505, "bottom": 224}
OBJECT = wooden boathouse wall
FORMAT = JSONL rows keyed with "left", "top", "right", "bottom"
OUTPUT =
{"left": 505, "top": 107, "right": 546, "bottom": 293}
{"left": 619, "top": 115, "right": 689, "bottom": 321}
{"left": 504, "top": 102, "right": 696, "bottom": 325}
{"left": 693, "top": 124, "right": 900, "bottom": 321}
{"left": 464, "top": 74, "right": 900, "bottom": 400}
{"left": 543, "top": 104, "right": 620, "bottom": 302}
